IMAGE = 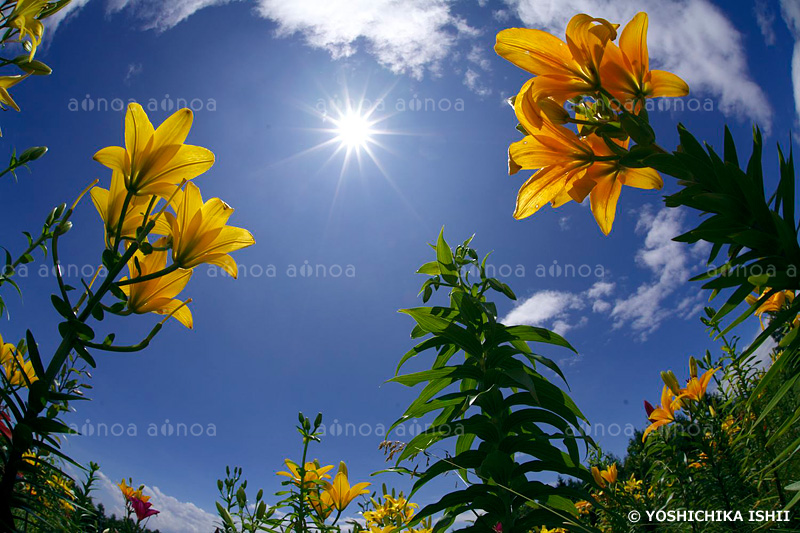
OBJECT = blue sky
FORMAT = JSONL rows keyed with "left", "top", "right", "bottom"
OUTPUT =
{"left": 1, "top": 0, "right": 798, "bottom": 530}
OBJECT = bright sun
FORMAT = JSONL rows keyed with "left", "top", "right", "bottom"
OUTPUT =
{"left": 333, "top": 111, "right": 375, "bottom": 150}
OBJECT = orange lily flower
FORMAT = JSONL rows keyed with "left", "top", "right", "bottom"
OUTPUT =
{"left": 746, "top": 288, "right": 795, "bottom": 328}
{"left": 510, "top": 124, "right": 661, "bottom": 233}
{"left": 509, "top": 120, "right": 594, "bottom": 219}
{"left": 600, "top": 13, "right": 689, "bottom": 109}
{"left": 643, "top": 386, "right": 681, "bottom": 441}
{"left": 569, "top": 136, "right": 662, "bottom": 234}
{"left": 680, "top": 368, "right": 718, "bottom": 401}
{"left": 512, "top": 78, "right": 570, "bottom": 134}
{"left": 591, "top": 463, "right": 618, "bottom": 488}
{"left": 496, "top": 14, "right": 618, "bottom": 103}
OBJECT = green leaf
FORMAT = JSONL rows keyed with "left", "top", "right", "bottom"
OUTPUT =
{"left": 620, "top": 111, "right": 655, "bottom": 146}
{"left": 400, "top": 307, "right": 483, "bottom": 356}
{"left": 50, "top": 294, "right": 73, "bottom": 319}
{"left": 417, "top": 261, "right": 441, "bottom": 276}
{"left": 436, "top": 228, "right": 457, "bottom": 284}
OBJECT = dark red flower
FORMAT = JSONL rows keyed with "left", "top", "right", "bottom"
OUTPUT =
{"left": 493, "top": 522, "right": 503, "bottom": 533}
{"left": 130, "top": 496, "right": 159, "bottom": 522}
{"left": 643, "top": 400, "right": 655, "bottom": 418}
{"left": 0, "top": 406, "right": 11, "bottom": 439}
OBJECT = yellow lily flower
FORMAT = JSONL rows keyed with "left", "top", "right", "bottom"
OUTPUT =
{"left": 320, "top": 464, "right": 370, "bottom": 512}
{"left": 119, "top": 238, "right": 193, "bottom": 328}
{"left": 623, "top": 475, "right": 642, "bottom": 493}
{"left": 643, "top": 386, "right": 681, "bottom": 441}
{"left": 540, "top": 527, "right": 568, "bottom": 533}
{"left": 600, "top": 13, "right": 689, "bottom": 109}
{"left": 94, "top": 103, "right": 214, "bottom": 198}
{"left": 575, "top": 500, "right": 592, "bottom": 515}
{"left": 1, "top": 333, "right": 37, "bottom": 387}
{"left": 46, "top": 474, "right": 76, "bottom": 511}
{"left": 746, "top": 288, "right": 795, "bottom": 328}
{"left": 0, "top": 75, "right": 27, "bottom": 112}
{"left": 309, "top": 488, "right": 334, "bottom": 519}
{"left": 591, "top": 463, "right": 617, "bottom": 488}
{"left": 680, "top": 367, "right": 718, "bottom": 402}
{"left": 157, "top": 182, "right": 255, "bottom": 277}
{"left": 276, "top": 459, "right": 334, "bottom": 489}
{"left": 569, "top": 136, "right": 662, "bottom": 234}
{"left": 9, "top": 0, "right": 46, "bottom": 60}
{"left": 118, "top": 479, "right": 150, "bottom": 502}
{"left": 496, "top": 14, "right": 618, "bottom": 103}
{"left": 90, "top": 171, "right": 152, "bottom": 248}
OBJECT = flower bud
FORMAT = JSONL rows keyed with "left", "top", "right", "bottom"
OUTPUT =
{"left": 660, "top": 371, "right": 682, "bottom": 396}
{"left": 643, "top": 400, "right": 655, "bottom": 418}
{"left": 689, "top": 357, "right": 698, "bottom": 379}
{"left": 591, "top": 466, "right": 605, "bottom": 488}
{"left": 538, "top": 99, "right": 570, "bottom": 124}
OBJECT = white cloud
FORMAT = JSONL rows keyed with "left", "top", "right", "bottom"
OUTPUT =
{"left": 254, "top": 0, "right": 478, "bottom": 79}
{"left": 503, "top": 0, "right": 773, "bottom": 129}
{"left": 503, "top": 290, "right": 584, "bottom": 328}
{"left": 781, "top": 0, "right": 800, "bottom": 123}
{"left": 502, "top": 280, "right": 615, "bottom": 335}
{"left": 609, "top": 206, "right": 706, "bottom": 339}
{"left": 43, "top": 0, "right": 91, "bottom": 35}
{"left": 755, "top": 0, "right": 777, "bottom": 46}
{"left": 124, "top": 62, "right": 143, "bottom": 84}
{"left": 586, "top": 281, "right": 615, "bottom": 299}
{"left": 464, "top": 68, "right": 491, "bottom": 96}
{"left": 503, "top": 207, "right": 712, "bottom": 343}
{"left": 467, "top": 44, "right": 492, "bottom": 71}
{"left": 93, "top": 471, "right": 218, "bottom": 533}
{"left": 106, "top": 0, "right": 237, "bottom": 30}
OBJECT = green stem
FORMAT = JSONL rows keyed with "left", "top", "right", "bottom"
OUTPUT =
{"left": 51, "top": 230, "right": 74, "bottom": 314}
{"left": 112, "top": 191, "right": 134, "bottom": 252}
{"left": 116, "top": 262, "right": 180, "bottom": 287}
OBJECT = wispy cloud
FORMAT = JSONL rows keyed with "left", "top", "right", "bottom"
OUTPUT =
{"left": 502, "top": 206, "right": 710, "bottom": 343}
{"left": 609, "top": 206, "right": 708, "bottom": 339}
{"left": 503, "top": 0, "right": 773, "bottom": 130}
{"left": 781, "top": 0, "right": 800, "bottom": 123}
{"left": 755, "top": 0, "right": 777, "bottom": 46}
{"left": 124, "top": 62, "right": 143, "bottom": 84}
{"left": 106, "top": 0, "right": 237, "bottom": 30}
{"left": 254, "top": 0, "right": 478, "bottom": 79}
{"left": 42, "top": 0, "right": 91, "bottom": 35}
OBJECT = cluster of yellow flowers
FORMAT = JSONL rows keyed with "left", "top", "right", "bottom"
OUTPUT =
{"left": 0, "top": 332, "right": 36, "bottom": 387}
{"left": 0, "top": 1, "right": 64, "bottom": 112}
{"left": 363, "top": 494, "right": 416, "bottom": 526}
{"left": 90, "top": 103, "right": 255, "bottom": 328}
{"left": 495, "top": 12, "right": 688, "bottom": 234}
{"left": 277, "top": 459, "right": 370, "bottom": 519}
{"left": 362, "top": 493, "right": 432, "bottom": 533}
{"left": 643, "top": 359, "right": 718, "bottom": 441}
